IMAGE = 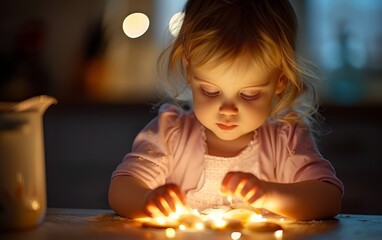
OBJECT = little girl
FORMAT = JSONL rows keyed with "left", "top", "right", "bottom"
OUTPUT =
{"left": 109, "top": 0, "right": 343, "bottom": 221}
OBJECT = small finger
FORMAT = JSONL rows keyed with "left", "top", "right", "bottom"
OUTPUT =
{"left": 235, "top": 179, "right": 248, "bottom": 197}
{"left": 150, "top": 195, "right": 170, "bottom": 216}
{"left": 145, "top": 204, "right": 164, "bottom": 218}
{"left": 221, "top": 172, "right": 235, "bottom": 190}
{"left": 159, "top": 197, "right": 172, "bottom": 216}
{"left": 168, "top": 186, "right": 187, "bottom": 206}
{"left": 247, "top": 188, "right": 264, "bottom": 205}
{"left": 243, "top": 188, "right": 256, "bottom": 202}
{"left": 163, "top": 191, "right": 177, "bottom": 213}
{"left": 226, "top": 174, "right": 243, "bottom": 195}
{"left": 240, "top": 181, "right": 257, "bottom": 199}
{"left": 220, "top": 172, "right": 237, "bottom": 194}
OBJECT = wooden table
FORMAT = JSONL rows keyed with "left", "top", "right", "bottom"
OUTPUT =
{"left": 2, "top": 208, "right": 382, "bottom": 240}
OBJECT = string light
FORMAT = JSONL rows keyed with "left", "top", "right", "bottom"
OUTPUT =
{"left": 165, "top": 228, "right": 176, "bottom": 238}
{"left": 274, "top": 229, "right": 283, "bottom": 239}
{"left": 231, "top": 231, "right": 242, "bottom": 240}
{"left": 139, "top": 203, "right": 287, "bottom": 236}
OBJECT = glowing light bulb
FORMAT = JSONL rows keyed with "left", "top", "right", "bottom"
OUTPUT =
{"left": 249, "top": 213, "right": 264, "bottom": 222}
{"left": 179, "top": 224, "right": 186, "bottom": 231}
{"left": 231, "top": 231, "right": 242, "bottom": 240}
{"left": 155, "top": 217, "right": 166, "bottom": 225}
{"left": 213, "top": 218, "right": 227, "bottom": 229}
{"left": 195, "top": 222, "right": 204, "bottom": 230}
{"left": 227, "top": 195, "right": 233, "bottom": 204}
{"left": 169, "top": 12, "right": 185, "bottom": 37}
{"left": 274, "top": 229, "right": 283, "bottom": 239}
{"left": 122, "top": 12, "right": 150, "bottom": 38}
{"left": 165, "top": 228, "right": 176, "bottom": 238}
{"left": 169, "top": 212, "right": 180, "bottom": 220}
{"left": 209, "top": 212, "right": 225, "bottom": 220}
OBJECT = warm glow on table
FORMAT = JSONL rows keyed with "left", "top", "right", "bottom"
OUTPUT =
{"left": 5, "top": 209, "right": 379, "bottom": 240}
{"left": 138, "top": 203, "right": 287, "bottom": 238}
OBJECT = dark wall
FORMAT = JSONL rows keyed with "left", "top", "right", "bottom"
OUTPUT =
{"left": 318, "top": 106, "right": 382, "bottom": 215}
{"left": 44, "top": 104, "right": 155, "bottom": 209}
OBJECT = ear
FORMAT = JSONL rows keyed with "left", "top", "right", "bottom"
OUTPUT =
{"left": 275, "top": 75, "right": 287, "bottom": 95}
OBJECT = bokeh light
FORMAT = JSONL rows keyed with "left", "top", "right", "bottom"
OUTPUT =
{"left": 169, "top": 12, "right": 185, "bottom": 37}
{"left": 165, "top": 228, "right": 176, "bottom": 238}
{"left": 122, "top": 12, "right": 150, "bottom": 38}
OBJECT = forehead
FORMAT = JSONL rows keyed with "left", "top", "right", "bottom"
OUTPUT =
{"left": 192, "top": 56, "right": 279, "bottom": 86}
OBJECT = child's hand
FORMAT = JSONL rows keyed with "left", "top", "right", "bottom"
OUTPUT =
{"left": 220, "top": 171, "right": 266, "bottom": 206}
{"left": 143, "top": 183, "right": 187, "bottom": 217}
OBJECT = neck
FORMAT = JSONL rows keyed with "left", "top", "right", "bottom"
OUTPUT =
{"left": 205, "top": 130, "right": 254, "bottom": 157}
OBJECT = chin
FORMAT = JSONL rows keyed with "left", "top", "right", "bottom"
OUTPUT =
{"left": 214, "top": 128, "right": 256, "bottom": 142}
{"left": 214, "top": 132, "right": 243, "bottom": 141}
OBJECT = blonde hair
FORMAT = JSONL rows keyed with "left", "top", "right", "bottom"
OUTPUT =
{"left": 157, "top": 0, "right": 321, "bottom": 131}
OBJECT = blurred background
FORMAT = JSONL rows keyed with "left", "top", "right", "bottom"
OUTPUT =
{"left": 0, "top": 0, "right": 381, "bottom": 214}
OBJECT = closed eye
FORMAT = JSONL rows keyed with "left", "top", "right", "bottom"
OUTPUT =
{"left": 240, "top": 92, "right": 260, "bottom": 100}
{"left": 200, "top": 86, "right": 220, "bottom": 97}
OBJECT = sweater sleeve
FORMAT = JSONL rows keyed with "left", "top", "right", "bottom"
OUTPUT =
{"left": 275, "top": 123, "right": 344, "bottom": 194}
{"left": 111, "top": 104, "right": 182, "bottom": 189}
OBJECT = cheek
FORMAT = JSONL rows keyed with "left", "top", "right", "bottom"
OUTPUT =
{"left": 240, "top": 105, "right": 269, "bottom": 130}
{"left": 192, "top": 91, "right": 205, "bottom": 110}
{"left": 257, "top": 91, "right": 276, "bottom": 109}
{"left": 192, "top": 92, "right": 212, "bottom": 119}
{"left": 240, "top": 96, "right": 274, "bottom": 121}
{"left": 192, "top": 91, "right": 219, "bottom": 108}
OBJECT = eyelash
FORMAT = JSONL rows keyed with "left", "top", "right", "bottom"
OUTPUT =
{"left": 240, "top": 92, "right": 260, "bottom": 101}
{"left": 201, "top": 88, "right": 260, "bottom": 102}
{"left": 201, "top": 87, "right": 220, "bottom": 97}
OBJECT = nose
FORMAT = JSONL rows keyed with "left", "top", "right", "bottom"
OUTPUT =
{"left": 219, "top": 103, "right": 238, "bottom": 116}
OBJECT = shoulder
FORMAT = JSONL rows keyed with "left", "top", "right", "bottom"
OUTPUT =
{"left": 259, "top": 118, "right": 308, "bottom": 139}
{"left": 156, "top": 103, "right": 199, "bottom": 130}
{"left": 261, "top": 120, "right": 343, "bottom": 193}
{"left": 140, "top": 104, "right": 201, "bottom": 145}
{"left": 259, "top": 119, "right": 315, "bottom": 155}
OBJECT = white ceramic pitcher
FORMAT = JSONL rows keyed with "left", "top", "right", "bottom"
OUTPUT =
{"left": 0, "top": 95, "right": 56, "bottom": 230}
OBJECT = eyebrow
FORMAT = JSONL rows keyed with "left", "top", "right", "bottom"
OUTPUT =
{"left": 193, "top": 75, "right": 211, "bottom": 83}
{"left": 192, "top": 75, "right": 271, "bottom": 88}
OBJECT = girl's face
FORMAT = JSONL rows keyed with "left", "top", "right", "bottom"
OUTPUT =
{"left": 190, "top": 58, "right": 286, "bottom": 142}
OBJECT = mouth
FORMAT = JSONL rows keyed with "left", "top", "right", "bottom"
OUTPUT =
{"left": 216, "top": 123, "right": 238, "bottom": 130}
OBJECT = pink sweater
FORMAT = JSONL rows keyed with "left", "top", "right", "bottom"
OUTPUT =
{"left": 112, "top": 104, "right": 344, "bottom": 207}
